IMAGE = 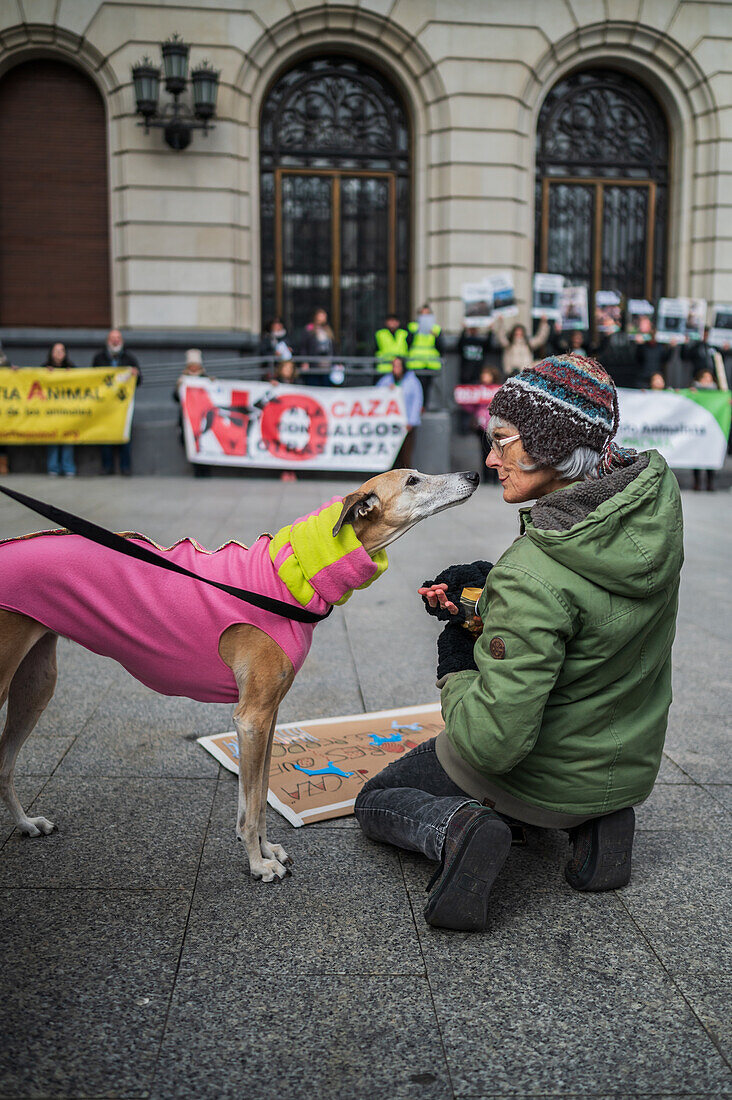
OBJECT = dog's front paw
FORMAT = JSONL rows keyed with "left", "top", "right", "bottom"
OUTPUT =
{"left": 250, "top": 856, "right": 289, "bottom": 883}
{"left": 19, "top": 816, "right": 56, "bottom": 837}
{"left": 261, "top": 840, "right": 293, "bottom": 867}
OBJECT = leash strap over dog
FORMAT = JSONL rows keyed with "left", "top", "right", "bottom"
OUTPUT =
{"left": 0, "top": 486, "right": 331, "bottom": 625}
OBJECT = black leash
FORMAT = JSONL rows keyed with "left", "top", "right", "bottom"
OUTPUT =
{"left": 0, "top": 485, "right": 331, "bottom": 625}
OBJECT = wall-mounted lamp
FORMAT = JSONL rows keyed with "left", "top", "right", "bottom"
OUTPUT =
{"left": 131, "top": 34, "right": 220, "bottom": 151}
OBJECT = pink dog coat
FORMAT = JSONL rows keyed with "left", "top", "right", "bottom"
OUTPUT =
{"left": 0, "top": 497, "right": 387, "bottom": 703}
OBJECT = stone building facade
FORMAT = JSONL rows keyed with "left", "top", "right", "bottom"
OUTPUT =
{"left": 0, "top": 0, "right": 729, "bottom": 353}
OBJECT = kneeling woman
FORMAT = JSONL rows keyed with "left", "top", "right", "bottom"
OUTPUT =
{"left": 355, "top": 355, "right": 683, "bottom": 931}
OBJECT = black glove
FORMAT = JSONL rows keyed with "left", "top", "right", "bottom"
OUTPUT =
{"left": 421, "top": 561, "right": 493, "bottom": 622}
{"left": 437, "top": 621, "right": 479, "bottom": 679}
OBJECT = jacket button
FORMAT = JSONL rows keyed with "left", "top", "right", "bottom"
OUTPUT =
{"left": 489, "top": 636, "right": 506, "bottom": 659}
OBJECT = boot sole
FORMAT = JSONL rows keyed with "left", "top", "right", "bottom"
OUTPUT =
{"left": 565, "top": 807, "right": 635, "bottom": 892}
{"left": 424, "top": 815, "right": 512, "bottom": 931}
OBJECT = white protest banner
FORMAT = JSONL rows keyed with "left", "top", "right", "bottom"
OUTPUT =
{"left": 462, "top": 282, "right": 493, "bottom": 327}
{"left": 532, "top": 273, "right": 563, "bottom": 320}
{"left": 616, "top": 387, "right": 731, "bottom": 469}
{"left": 180, "top": 379, "right": 407, "bottom": 471}
{"left": 708, "top": 304, "right": 732, "bottom": 349}
{"left": 559, "top": 284, "right": 589, "bottom": 330}
{"left": 626, "top": 298, "right": 655, "bottom": 341}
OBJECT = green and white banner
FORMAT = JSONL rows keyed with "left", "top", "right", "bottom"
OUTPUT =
{"left": 616, "top": 387, "right": 731, "bottom": 469}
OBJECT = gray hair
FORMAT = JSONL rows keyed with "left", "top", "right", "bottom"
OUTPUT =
{"left": 487, "top": 415, "right": 601, "bottom": 480}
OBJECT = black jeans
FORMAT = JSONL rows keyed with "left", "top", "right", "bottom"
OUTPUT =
{"left": 354, "top": 738, "right": 477, "bottom": 862}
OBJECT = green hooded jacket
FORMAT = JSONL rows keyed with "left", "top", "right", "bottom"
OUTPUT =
{"left": 435, "top": 450, "right": 683, "bottom": 818}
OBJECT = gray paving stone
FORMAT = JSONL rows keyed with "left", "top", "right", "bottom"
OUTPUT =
{"left": 54, "top": 721, "right": 220, "bottom": 778}
{"left": 150, "top": 974, "right": 451, "bottom": 1100}
{"left": 0, "top": 777, "right": 216, "bottom": 889}
{"left": 658, "top": 712, "right": 730, "bottom": 784}
{"left": 404, "top": 882, "right": 730, "bottom": 1097}
{"left": 655, "top": 752, "right": 694, "bottom": 784}
{"left": 0, "top": 888, "right": 189, "bottom": 1099}
{"left": 182, "top": 828, "right": 424, "bottom": 977}
{"left": 702, "top": 783, "right": 732, "bottom": 812}
{"left": 15, "top": 733, "right": 76, "bottom": 775}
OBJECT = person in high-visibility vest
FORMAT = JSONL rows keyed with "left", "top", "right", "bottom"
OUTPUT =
{"left": 407, "top": 304, "right": 444, "bottom": 405}
{"left": 374, "top": 315, "right": 409, "bottom": 373}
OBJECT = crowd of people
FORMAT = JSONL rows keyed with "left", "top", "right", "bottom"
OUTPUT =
{"left": 0, "top": 304, "right": 729, "bottom": 482}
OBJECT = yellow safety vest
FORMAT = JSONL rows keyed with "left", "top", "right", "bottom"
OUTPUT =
{"left": 374, "top": 327, "right": 409, "bottom": 372}
{"left": 407, "top": 323, "right": 442, "bottom": 371}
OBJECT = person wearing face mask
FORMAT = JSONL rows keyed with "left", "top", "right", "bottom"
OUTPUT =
{"left": 355, "top": 354, "right": 683, "bottom": 932}
{"left": 407, "top": 304, "right": 443, "bottom": 407}
{"left": 43, "top": 342, "right": 78, "bottom": 477}
{"left": 91, "top": 329, "right": 141, "bottom": 476}
{"left": 259, "top": 318, "right": 292, "bottom": 378}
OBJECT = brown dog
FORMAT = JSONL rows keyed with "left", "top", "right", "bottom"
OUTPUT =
{"left": 0, "top": 469, "right": 478, "bottom": 880}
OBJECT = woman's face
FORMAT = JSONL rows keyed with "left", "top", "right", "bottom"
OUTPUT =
{"left": 485, "top": 422, "right": 571, "bottom": 503}
{"left": 511, "top": 326, "right": 527, "bottom": 344}
{"left": 314, "top": 310, "right": 328, "bottom": 327}
{"left": 51, "top": 343, "right": 65, "bottom": 365}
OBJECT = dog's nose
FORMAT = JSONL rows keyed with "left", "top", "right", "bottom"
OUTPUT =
{"left": 463, "top": 471, "right": 480, "bottom": 486}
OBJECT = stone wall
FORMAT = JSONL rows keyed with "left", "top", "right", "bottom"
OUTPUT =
{"left": 0, "top": 0, "right": 729, "bottom": 336}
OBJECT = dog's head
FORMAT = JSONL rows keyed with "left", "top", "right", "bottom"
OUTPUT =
{"left": 332, "top": 469, "right": 480, "bottom": 554}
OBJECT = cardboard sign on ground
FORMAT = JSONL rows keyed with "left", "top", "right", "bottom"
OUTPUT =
{"left": 198, "top": 702, "right": 443, "bottom": 826}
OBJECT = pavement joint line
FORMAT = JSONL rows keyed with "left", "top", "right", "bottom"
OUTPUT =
{"left": 614, "top": 891, "right": 732, "bottom": 1076}
{"left": 341, "top": 606, "right": 368, "bottom": 715}
{"left": 147, "top": 764, "right": 222, "bottom": 1094}
{"left": 397, "top": 848, "right": 458, "bottom": 1100}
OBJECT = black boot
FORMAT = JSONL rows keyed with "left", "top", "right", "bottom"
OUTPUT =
{"left": 424, "top": 804, "right": 512, "bottom": 931}
{"left": 564, "top": 807, "right": 635, "bottom": 891}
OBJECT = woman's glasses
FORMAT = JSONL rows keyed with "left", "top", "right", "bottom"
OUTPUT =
{"left": 486, "top": 432, "right": 521, "bottom": 457}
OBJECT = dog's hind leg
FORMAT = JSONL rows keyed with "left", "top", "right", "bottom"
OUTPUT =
{"left": 0, "top": 628, "right": 59, "bottom": 837}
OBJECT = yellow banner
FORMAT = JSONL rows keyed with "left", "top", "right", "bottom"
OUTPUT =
{"left": 0, "top": 367, "right": 137, "bottom": 445}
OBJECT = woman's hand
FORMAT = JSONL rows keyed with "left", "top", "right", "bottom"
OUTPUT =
{"left": 418, "top": 582, "right": 458, "bottom": 615}
{"left": 418, "top": 561, "right": 493, "bottom": 622}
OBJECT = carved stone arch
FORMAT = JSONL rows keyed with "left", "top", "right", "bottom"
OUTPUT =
{"left": 520, "top": 23, "right": 720, "bottom": 297}
{"left": 236, "top": 5, "right": 449, "bottom": 324}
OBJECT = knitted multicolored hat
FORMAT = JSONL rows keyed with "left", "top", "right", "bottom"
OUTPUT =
{"left": 490, "top": 354, "right": 631, "bottom": 469}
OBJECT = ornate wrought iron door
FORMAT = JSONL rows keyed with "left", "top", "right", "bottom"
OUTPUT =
{"left": 261, "top": 57, "right": 410, "bottom": 354}
{"left": 535, "top": 70, "right": 669, "bottom": 327}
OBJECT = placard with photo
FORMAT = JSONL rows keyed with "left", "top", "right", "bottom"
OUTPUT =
{"left": 532, "top": 273, "right": 563, "bottom": 320}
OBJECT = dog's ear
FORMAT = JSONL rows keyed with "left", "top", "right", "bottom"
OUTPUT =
{"left": 332, "top": 491, "right": 380, "bottom": 536}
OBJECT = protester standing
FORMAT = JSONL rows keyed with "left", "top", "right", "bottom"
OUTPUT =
{"left": 173, "top": 349, "right": 211, "bottom": 479}
{"left": 259, "top": 318, "right": 292, "bottom": 377}
{"left": 456, "top": 326, "right": 490, "bottom": 384}
{"left": 407, "top": 304, "right": 443, "bottom": 407}
{"left": 91, "top": 329, "right": 141, "bottom": 475}
{"left": 635, "top": 327, "right": 672, "bottom": 387}
{"left": 0, "top": 342, "right": 16, "bottom": 476}
{"left": 691, "top": 365, "right": 719, "bottom": 492}
{"left": 493, "top": 315, "right": 550, "bottom": 376}
{"left": 376, "top": 356, "right": 423, "bottom": 469}
{"left": 374, "top": 314, "right": 409, "bottom": 374}
{"left": 299, "top": 308, "right": 335, "bottom": 386}
{"left": 44, "top": 342, "right": 77, "bottom": 477}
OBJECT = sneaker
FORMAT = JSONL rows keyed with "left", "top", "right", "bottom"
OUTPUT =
{"left": 423, "top": 804, "right": 512, "bottom": 931}
{"left": 47, "top": 470, "right": 59, "bottom": 477}
{"left": 564, "top": 807, "right": 635, "bottom": 892}
{"left": 64, "top": 471, "right": 77, "bottom": 478}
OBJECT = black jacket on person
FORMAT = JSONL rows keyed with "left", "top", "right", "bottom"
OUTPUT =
{"left": 635, "top": 340, "right": 671, "bottom": 386}
{"left": 456, "top": 333, "right": 489, "bottom": 383}
{"left": 92, "top": 347, "right": 142, "bottom": 385}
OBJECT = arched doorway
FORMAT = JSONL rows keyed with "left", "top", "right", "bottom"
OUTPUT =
{"left": 534, "top": 69, "right": 669, "bottom": 315}
{"left": 0, "top": 59, "right": 111, "bottom": 328}
{"left": 260, "top": 55, "right": 410, "bottom": 355}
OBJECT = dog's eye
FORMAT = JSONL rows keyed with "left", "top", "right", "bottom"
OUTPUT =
{"left": 406, "top": 475, "right": 420, "bottom": 487}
